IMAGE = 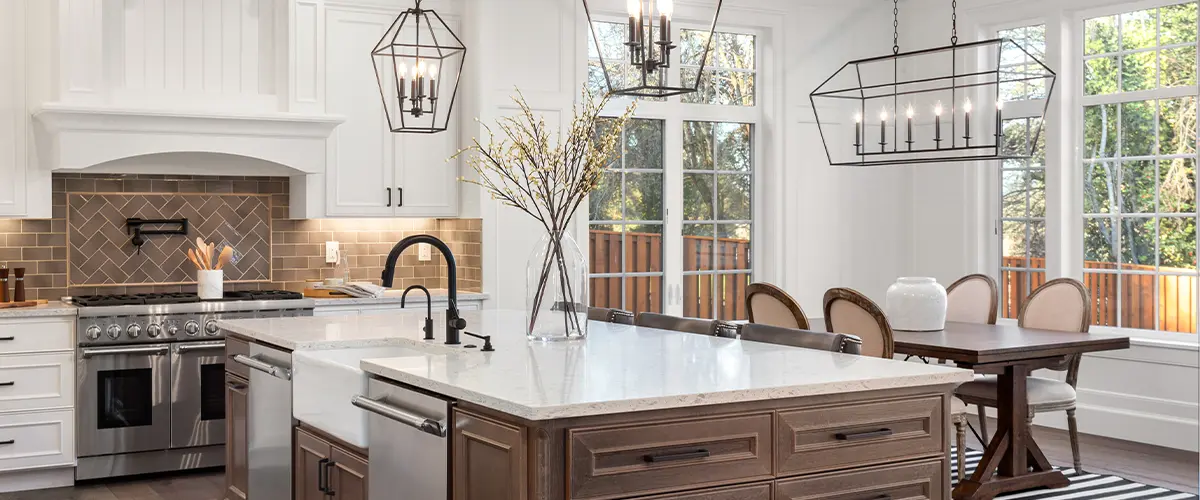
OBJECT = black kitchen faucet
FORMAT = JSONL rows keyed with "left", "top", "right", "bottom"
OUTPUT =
{"left": 381, "top": 234, "right": 465, "bottom": 345}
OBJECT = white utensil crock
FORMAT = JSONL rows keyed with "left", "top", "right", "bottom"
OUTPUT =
{"left": 885, "top": 277, "right": 947, "bottom": 331}
{"left": 197, "top": 270, "right": 224, "bottom": 300}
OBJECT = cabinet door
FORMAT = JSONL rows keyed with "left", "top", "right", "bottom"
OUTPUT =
{"left": 323, "top": 8, "right": 398, "bottom": 217}
{"left": 224, "top": 374, "right": 250, "bottom": 500}
{"left": 394, "top": 130, "right": 459, "bottom": 217}
{"left": 330, "top": 446, "right": 369, "bottom": 500}
{"left": 294, "top": 428, "right": 333, "bottom": 500}
{"left": 452, "top": 409, "right": 527, "bottom": 500}
{"left": 0, "top": 0, "right": 27, "bottom": 216}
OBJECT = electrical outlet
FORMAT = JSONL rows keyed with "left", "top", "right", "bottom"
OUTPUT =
{"left": 325, "top": 241, "right": 339, "bottom": 264}
{"left": 418, "top": 243, "right": 432, "bottom": 261}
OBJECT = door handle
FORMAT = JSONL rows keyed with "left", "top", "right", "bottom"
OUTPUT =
{"left": 323, "top": 459, "right": 337, "bottom": 495}
{"left": 835, "top": 428, "right": 893, "bottom": 441}
{"left": 397, "top": 187, "right": 403, "bottom": 207}
{"left": 231, "top": 354, "right": 291, "bottom": 380}
{"left": 0, "top": 381, "right": 13, "bottom": 387}
{"left": 387, "top": 187, "right": 392, "bottom": 207}
{"left": 175, "top": 341, "right": 226, "bottom": 353}
{"left": 226, "top": 381, "right": 248, "bottom": 391}
{"left": 643, "top": 448, "right": 710, "bottom": 463}
{"left": 81, "top": 345, "right": 169, "bottom": 358}
{"left": 0, "top": 336, "right": 14, "bottom": 341}
{"left": 0, "top": 439, "right": 13, "bottom": 445}
{"left": 351, "top": 395, "right": 447, "bottom": 437}
{"left": 317, "top": 458, "right": 330, "bottom": 493}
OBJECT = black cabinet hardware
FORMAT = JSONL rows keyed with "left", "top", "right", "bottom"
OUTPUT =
{"left": 0, "top": 440, "right": 13, "bottom": 445}
{"left": 0, "top": 381, "right": 13, "bottom": 387}
{"left": 643, "top": 449, "right": 710, "bottom": 463}
{"left": 834, "top": 428, "right": 893, "bottom": 441}
{"left": 317, "top": 458, "right": 330, "bottom": 493}
{"left": 0, "top": 336, "right": 13, "bottom": 341}
{"left": 322, "top": 459, "right": 337, "bottom": 495}
{"left": 387, "top": 188, "right": 392, "bottom": 207}
{"left": 398, "top": 187, "right": 403, "bottom": 206}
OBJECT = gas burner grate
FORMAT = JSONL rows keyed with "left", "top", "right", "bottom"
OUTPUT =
{"left": 73, "top": 295, "right": 147, "bottom": 307}
{"left": 136, "top": 293, "right": 201, "bottom": 305}
{"left": 248, "top": 290, "right": 304, "bottom": 301}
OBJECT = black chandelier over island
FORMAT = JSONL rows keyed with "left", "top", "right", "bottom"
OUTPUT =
{"left": 372, "top": 0, "right": 466, "bottom": 134}
{"left": 582, "top": 0, "right": 724, "bottom": 98}
{"left": 810, "top": 0, "right": 1056, "bottom": 166}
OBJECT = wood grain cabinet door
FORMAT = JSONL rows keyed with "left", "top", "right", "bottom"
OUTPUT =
{"left": 330, "top": 446, "right": 369, "bottom": 500}
{"left": 774, "top": 459, "right": 946, "bottom": 500}
{"left": 224, "top": 374, "right": 249, "bottom": 500}
{"left": 295, "top": 428, "right": 333, "bottom": 500}
{"left": 637, "top": 482, "right": 773, "bottom": 500}
{"left": 453, "top": 408, "right": 527, "bottom": 500}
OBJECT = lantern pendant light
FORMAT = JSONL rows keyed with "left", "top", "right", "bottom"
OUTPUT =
{"left": 582, "top": 0, "right": 725, "bottom": 98}
{"left": 809, "top": 0, "right": 1056, "bottom": 166}
{"left": 372, "top": 0, "right": 466, "bottom": 134}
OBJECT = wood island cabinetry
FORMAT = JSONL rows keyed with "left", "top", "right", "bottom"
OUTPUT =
{"left": 294, "top": 426, "right": 369, "bottom": 500}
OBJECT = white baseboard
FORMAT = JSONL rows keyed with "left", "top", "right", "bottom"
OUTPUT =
{"left": 0, "top": 466, "right": 74, "bottom": 493}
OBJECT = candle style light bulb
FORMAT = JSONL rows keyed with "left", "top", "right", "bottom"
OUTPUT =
{"left": 879, "top": 109, "right": 888, "bottom": 121}
{"left": 934, "top": 101, "right": 944, "bottom": 116}
{"left": 627, "top": 0, "right": 641, "bottom": 16}
{"left": 854, "top": 111, "right": 862, "bottom": 123}
{"left": 905, "top": 105, "right": 915, "bottom": 119}
{"left": 658, "top": 0, "right": 673, "bottom": 18}
{"left": 963, "top": 98, "right": 973, "bottom": 113}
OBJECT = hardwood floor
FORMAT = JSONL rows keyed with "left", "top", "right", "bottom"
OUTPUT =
{"left": 0, "top": 426, "right": 1194, "bottom": 500}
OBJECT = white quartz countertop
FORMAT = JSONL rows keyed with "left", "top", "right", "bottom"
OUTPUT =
{"left": 0, "top": 301, "right": 78, "bottom": 318}
{"left": 311, "top": 290, "right": 489, "bottom": 307}
{"left": 355, "top": 310, "right": 974, "bottom": 420}
{"left": 217, "top": 310, "right": 480, "bottom": 352}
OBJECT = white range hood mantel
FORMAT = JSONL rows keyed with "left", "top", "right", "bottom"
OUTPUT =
{"left": 33, "top": 104, "right": 344, "bottom": 174}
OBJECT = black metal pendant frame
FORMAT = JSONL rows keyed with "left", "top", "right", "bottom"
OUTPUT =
{"left": 582, "top": 0, "right": 724, "bottom": 98}
{"left": 372, "top": 0, "right": 466, "bottom": 134}
{"left": 809, "top": 38, "right": 1056, "bottom": 167}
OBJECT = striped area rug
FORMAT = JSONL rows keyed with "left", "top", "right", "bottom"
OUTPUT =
{"left": 951, "top": 447, "right": 1199, "bottom": 499}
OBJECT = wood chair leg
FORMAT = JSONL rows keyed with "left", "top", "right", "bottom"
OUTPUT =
{"left": 1067, "top": 408, "right": 1083, "bottom": 473}
{"left": 955, "top": 417, "right": 967, "bottom": 483}
{"left": 976, "top": 404, "right": 988, "bottom": 442}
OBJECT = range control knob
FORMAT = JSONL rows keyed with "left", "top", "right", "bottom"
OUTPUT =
{"left": 166, "top": 323, "right": 180, "bottom": 337}
{"left": 146, "top": 324, "right": 162, "bottom": 338}
{"left": 106, "top": 324, "right": 122, "bottom": 340}
{"left": 85, "top": 325, "right": 102, "bottom": 340}
{"left": 184, "top": 320, "right": 200, "bottom": 337}
{"left": 204, "top": 320, "right": 220, "bottom": 336}
{"left": 127, "top": 324, "right": 142, "bottom": 339}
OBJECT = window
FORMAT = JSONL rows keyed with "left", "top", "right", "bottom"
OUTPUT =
{"left": 590, "top": 119, "right": 666, "bottom": 315}
{"left": 1081, "top": 2, "right": 1198, "bottom": 333}
{"left": 587, "top": 19, "right": 762, "bottom": 321}
{"left": 998, "top": 25, "right": 1049, "bottom": 319}
{"left": 587, "top": 21, "right": 664, "bottom": 100}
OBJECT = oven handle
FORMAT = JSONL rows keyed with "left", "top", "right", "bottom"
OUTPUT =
{"left": 80, "top": 345, "right": 169, "bottom": 358}
{"left": 175, "top": 340, "right": 226, "bottom": 353}
{"left": 231, "top": 354, "right": 291, "bottom": 381}
{"left": 351, "top": 395, "right": 447, "bottom": 438}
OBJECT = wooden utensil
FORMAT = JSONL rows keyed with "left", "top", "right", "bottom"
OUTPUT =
{"left": 187, "top": 248, "right": 204, "bottom": 270}
{"left": 207, "top": 243, "right": 215, "bottom": 269}
{"left": 0, "top": 300, "right": 40, "bottom": 309}
{"left": 195, "top": 237, "right": 209, "bottom": 268}
{"left": 215, "top": 246, "right": 233, "bottom": 270}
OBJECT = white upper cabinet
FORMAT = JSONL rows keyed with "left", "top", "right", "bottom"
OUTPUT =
{"left": 0, "top": 0, "right": 27, "bottom": 217}
{"left": 320, "top": 2, "right": 460, "bottom": 218}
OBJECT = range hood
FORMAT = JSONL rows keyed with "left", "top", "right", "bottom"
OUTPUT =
{"left": 33, "top": 103, "right": 344, "bottom": 174}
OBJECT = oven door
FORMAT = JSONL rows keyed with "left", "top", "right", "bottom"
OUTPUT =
{"left": 77, "top": 344, "right": 171, "bottom": 457}
{"left": 171, "top": 340, "right": 227, "bottom": 448}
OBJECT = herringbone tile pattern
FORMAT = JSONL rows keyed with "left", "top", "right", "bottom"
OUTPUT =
{"left": 68, "top": 193, "right": 271, "bottom": 286}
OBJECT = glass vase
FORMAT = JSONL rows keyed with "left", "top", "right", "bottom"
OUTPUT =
{"left": 526, "top": 231, "right": 588, "bottom": 341}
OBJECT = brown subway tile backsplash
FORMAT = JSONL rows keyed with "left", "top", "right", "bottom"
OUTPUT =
{"left": 0, "top": 173, "right": 482, "bottom": 301}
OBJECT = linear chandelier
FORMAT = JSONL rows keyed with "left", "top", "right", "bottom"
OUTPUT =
{"left": 372, "top": 0, "right": 466, "bottom": 134}
{"left": 582, "top": 0, "right": 724, "bottom": 98}
{"left": 809, "top": 0, "right": 1056, "bottom": 166}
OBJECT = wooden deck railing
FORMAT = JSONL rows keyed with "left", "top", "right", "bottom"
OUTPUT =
{"left": 1002, "top": 256, "right": 1196, "bottom": 333}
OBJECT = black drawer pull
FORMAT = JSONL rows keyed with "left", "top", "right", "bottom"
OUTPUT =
{"left": 0, "top": 336, "right": 14, "bottom": 341}
{"left": 387, "top": 188, "right": 392, "bottom": 207}
{"left": 643, "top": 449, "right": 710, "bottom": 463}
{"left": 0, "top": 381, "right": 13, "bottom": 387}
{"left": 835, "top": 428, "right": 893, "bottom": 441}
{"left": 0, "top": 440, "right": 13, "bottom": 445}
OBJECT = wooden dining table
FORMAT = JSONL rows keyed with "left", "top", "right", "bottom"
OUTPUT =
{"left": 891, "top": 322, "right": 1130, "bottom": 500}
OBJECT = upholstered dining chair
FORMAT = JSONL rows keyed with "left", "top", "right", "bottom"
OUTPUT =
{"left": 945, "top": 274, "right": 999, "bottom": 325}
{"left": 745, "top": 283, "right": 810, "bottom": 330}
{"left": 822, "top": 287, "right": 970, "bottom": 480}
{"left": 587, "top": 307, "right": 635, "bottom": 325}
{"left": 739, "top": 323, "right": 862, "bottom": 354}
{"left": 636, "top": 312, "right": 739, "bottom": 338}
{"left": 953, "top": 277, "right": 1090, "bottom": 472}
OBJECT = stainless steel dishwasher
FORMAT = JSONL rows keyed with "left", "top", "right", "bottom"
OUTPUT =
{"left": 352, "top": 377, "right": 453, "bottom": 500}
{"left": 231, "top": 342, "right": 293, "bottom": 500}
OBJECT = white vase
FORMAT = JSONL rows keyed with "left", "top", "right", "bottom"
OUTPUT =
{"left": 197, "top": 270, "right": 224, "bottom": 300}
{"left": 885, "top": 277, "right": 947, "bottom": 332}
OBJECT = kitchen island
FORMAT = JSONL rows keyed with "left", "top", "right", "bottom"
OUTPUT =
{"left": 220, "top": 309, "right": 972, "bottom": 500}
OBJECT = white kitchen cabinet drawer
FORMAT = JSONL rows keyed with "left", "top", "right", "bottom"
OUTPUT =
{"left": 0, "top": 409, "right": 74, "bottom": 472}
{"left": 0, "top": 320, "right": 73, "bottom": 354}
{"left": 0, "top": 353, "right": 74, "bottom": 412}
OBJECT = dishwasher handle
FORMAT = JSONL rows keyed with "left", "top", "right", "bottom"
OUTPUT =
{"left": 230, "top": 354, "right": 291, "bottom": 380}
{"left": 351, "top": 395, "right": 447, "bottom": 438}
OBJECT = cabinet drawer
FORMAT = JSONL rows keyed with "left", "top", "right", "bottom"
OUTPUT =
{"left": 0, "top": 353, "right": 73, "bottom": 412}
{"left": 774, "top": 459, "right": 946, "bottom": 500}
{"left": 0, "top": 319, "right": 73, "bottom": 354}
{"left": 226, "top": 335, "right": 250, "bottom": 379}
{"left": 0, "top": 409, "right": 75, "bottom": 472}
{"left": 639, "top": 482, "right": 772, "bottom": 500}
{"left": 568, "top": 412, "right": 773, "bottom": 500}
{"left": 775, "top": 395, "right": 943, "bottom": 475}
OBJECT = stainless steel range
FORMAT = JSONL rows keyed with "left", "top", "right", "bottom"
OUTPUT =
{"left": 71, "top": 290, "right": 314, "bottom": 480}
